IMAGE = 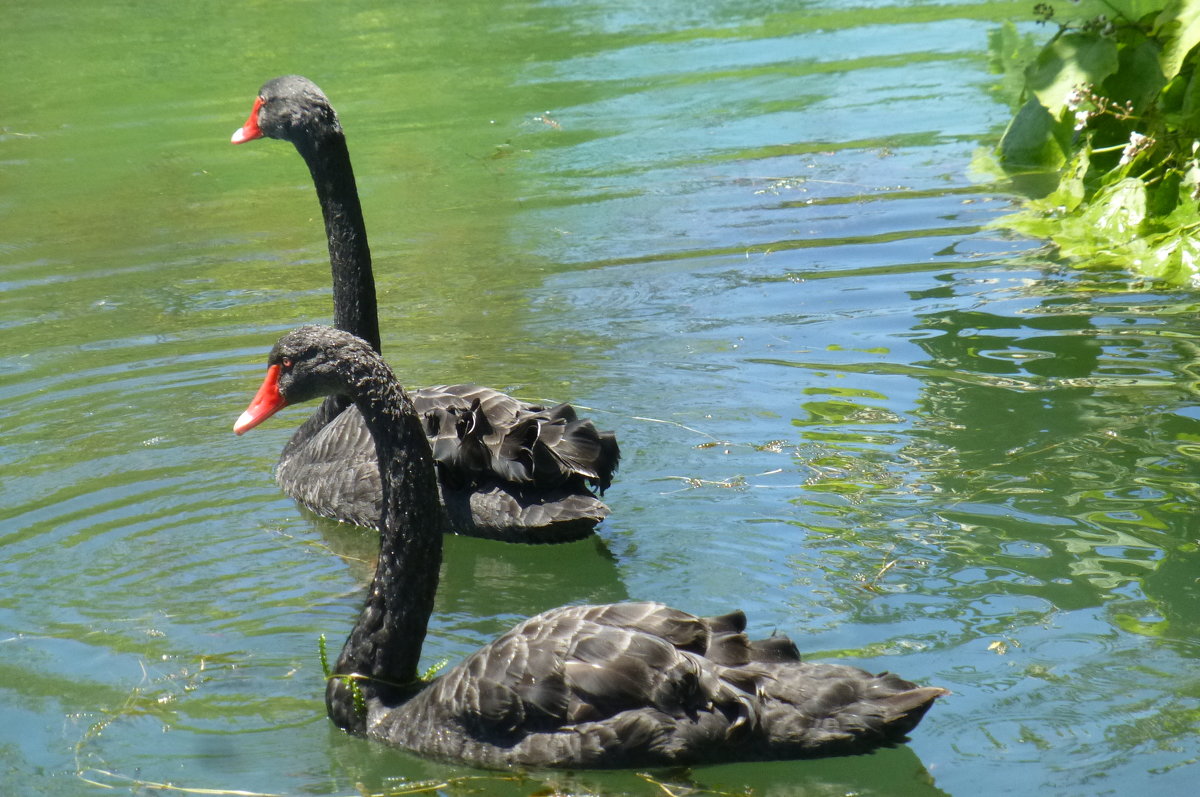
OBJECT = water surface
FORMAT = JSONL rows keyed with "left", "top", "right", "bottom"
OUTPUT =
{"left": 3, "top": 1, "right": 1199, "bottom": 795}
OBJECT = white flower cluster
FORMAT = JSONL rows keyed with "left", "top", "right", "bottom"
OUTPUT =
{"left": 1065, "top": 86, "right": 1092, "bottom": 131}
{"left": 1120, "top": 132, "right": 1154, "bottom": 165}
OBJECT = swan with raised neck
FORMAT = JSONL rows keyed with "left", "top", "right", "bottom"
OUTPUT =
{"left": 232, "top": 76, "right": 619, "bottom": 542}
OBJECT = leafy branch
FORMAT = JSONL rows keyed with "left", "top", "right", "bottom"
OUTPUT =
{"left": 980, "top": 0, "right": 1200, "bottom": 285}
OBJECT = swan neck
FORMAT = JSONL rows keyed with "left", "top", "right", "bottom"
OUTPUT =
{"left": 328, "top": 355, "right": 442, "bottom": 722}
{"left": 296, "top": 131, "right": 382, "bottom": 353}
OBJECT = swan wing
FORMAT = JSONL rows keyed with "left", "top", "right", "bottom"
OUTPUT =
{"left": 276, "top": 395, "right": 611, "bottom": 539}
{"left": 276, "top": 404, "right": 382, "bottom": 529}
{"left": 420, "top": 603, "right": 765, "bottom": 744}
{"left": 413, "top": 384, "right": 619, "bottom": 492}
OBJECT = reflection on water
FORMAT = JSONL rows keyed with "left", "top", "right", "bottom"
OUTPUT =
{"left": 3, "top": 0, "right": 1200, "bottom": 795}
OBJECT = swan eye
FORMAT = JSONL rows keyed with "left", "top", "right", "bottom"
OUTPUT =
{"left": 281, "top": 357, "right": 293, "bottom": 369}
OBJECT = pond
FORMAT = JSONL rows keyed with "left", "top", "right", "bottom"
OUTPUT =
{"left": 2, "top": 1, "right": 1198, "bottom": 795}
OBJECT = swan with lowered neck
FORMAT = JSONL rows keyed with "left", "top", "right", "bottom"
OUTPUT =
{"left": 231, "top": 75, "right": 619, "bottom": 542}
{"left": 234, "top": 325, "right": 946, "bottom": 769}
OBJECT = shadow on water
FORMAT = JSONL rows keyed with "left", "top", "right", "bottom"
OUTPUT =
{"left": 302, "top": 509, "right": 629, "bottom": 628}
{"left": 321, "top": 724, "right": 948, "bottom": 797}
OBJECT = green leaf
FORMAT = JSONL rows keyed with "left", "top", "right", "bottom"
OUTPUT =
{"left": 1026, "top": 33, "right": 1120, "bottom": 116}
{"left": 1157, "top": 0, "right": 1200, "bottom": 79}
{"left": 998, "top": 209, "right": 1066, "bottom": 241}
{"left": 1081, "top": 177, "right": 1148, "bottom": 243}
{"left": 1160, "top": 72, "right": 1189, "bottom": 115}
{"left": 987, "top": 20, "right": 1042, "bottom": 110}
{"left": 1138, "top": 230, "right": 1200, "bottom": 283}
{"left": 1101, "top": 35, "right": 1166, "bottom": 111}
{"left": 998, "top": 96, "right": 1067, "bottom": 170}
{"left": 1084, "top": 0, "right": 1166, "bottom": 22}
{"left": 1050, "top": 148, "right": 1091, "bottom": 213}
{"left": 1148, "top": 169, "right": 1182, "bottom": 217}
{"left": 1182, "top": 159, "right": 1200, "bottom": 196}
{"left": 1180, "top": 66, "right": 1200, "bottom": 129}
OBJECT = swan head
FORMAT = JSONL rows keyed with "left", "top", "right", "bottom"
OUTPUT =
{"left": 234, "top": 325, "right": 373, "bottom": 434}
{"left": 232, "top": 75, "right": 342, "bottom": 145}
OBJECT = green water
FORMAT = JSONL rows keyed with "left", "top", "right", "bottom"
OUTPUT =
{"left": 3, "top": 1, "right": 1199, "bottom": 795}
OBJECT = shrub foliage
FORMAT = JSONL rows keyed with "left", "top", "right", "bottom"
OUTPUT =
{"left": 986, "top": 0, "right": 1200, "bottom": 284}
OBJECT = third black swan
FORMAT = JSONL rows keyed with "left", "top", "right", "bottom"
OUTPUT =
{"left": 231, "top": 75, "right": 619, "bottom": 542}
{"left": 234, "top": 325, "right": 946, "bottom": 768}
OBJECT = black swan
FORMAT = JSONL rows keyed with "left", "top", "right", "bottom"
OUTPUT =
{"left": 234, "top": 325, "right": 946, "bottom": 769}
{"left": 231, "top": 75, "right": 619, "bottom": 542}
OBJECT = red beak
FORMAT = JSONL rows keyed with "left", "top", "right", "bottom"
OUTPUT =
{"left": 234, "top": 364, "right": 286, "bottom": 434}
{"left": 231, "top": 96, "right": 265, "bottom": 144}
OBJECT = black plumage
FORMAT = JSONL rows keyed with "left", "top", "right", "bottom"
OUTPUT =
{"left": 235, "top": 326, "right": 947, "bottom": 769}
